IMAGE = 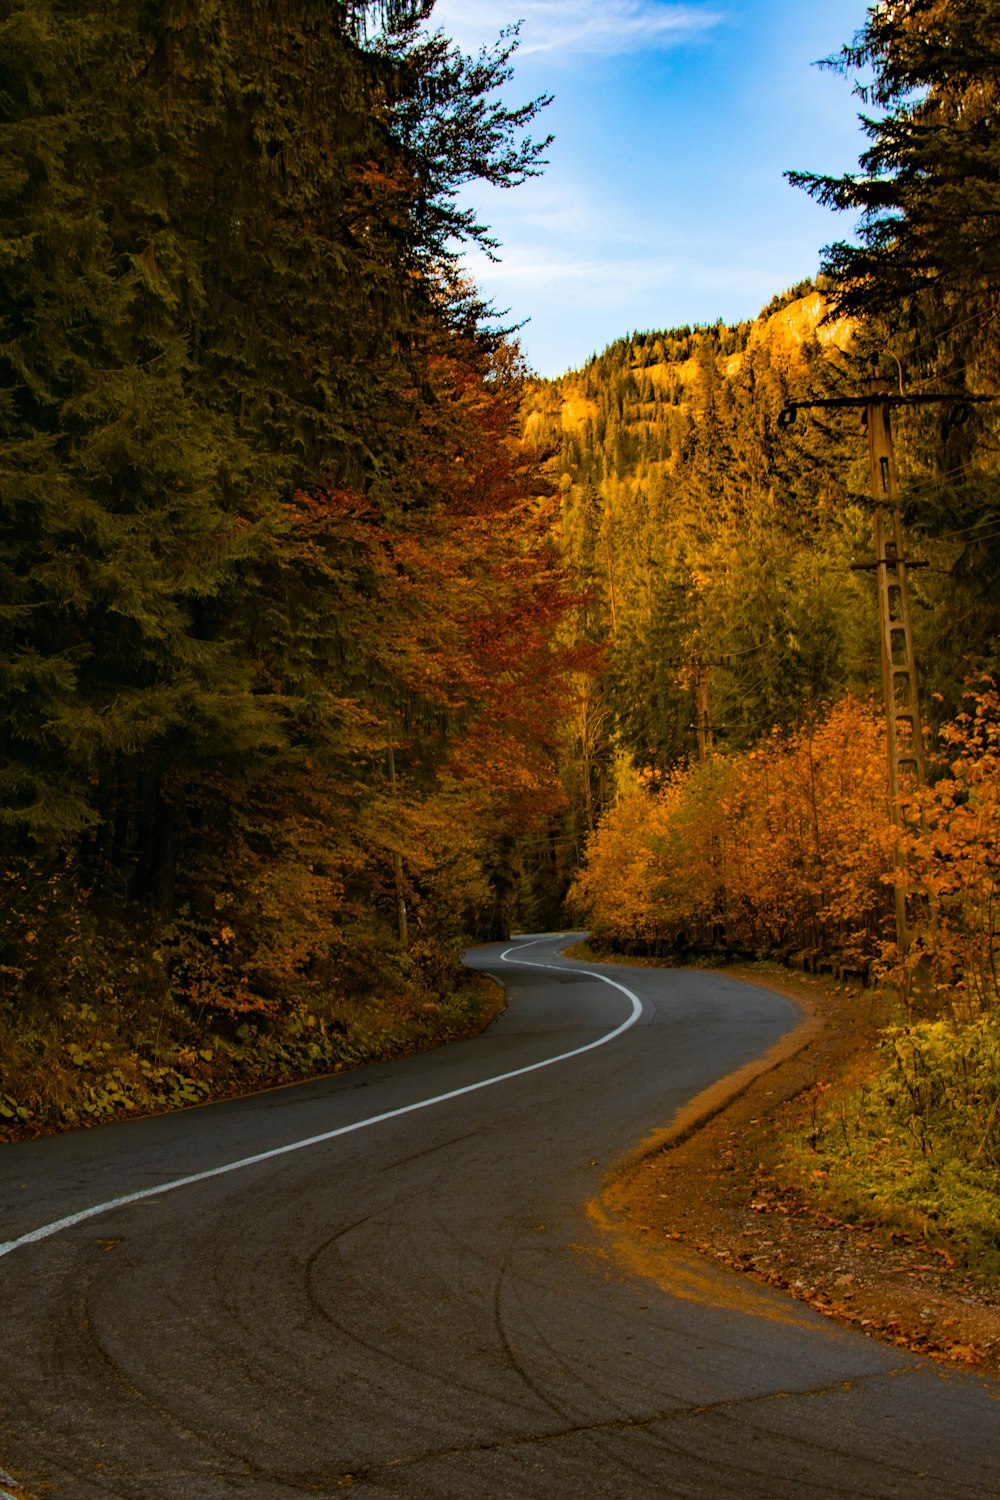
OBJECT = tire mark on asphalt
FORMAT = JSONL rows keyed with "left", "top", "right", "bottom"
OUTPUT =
{"left": 501, "top": 1252, "right": 646, "bottom": 1418}
{"left": 491, "top": 1263, "right": 579, "bottom": 1427}
{"left": 302, "top": 1218, "right": 540, "bottom": 1420}
{"left": 378, "top": 1126, "right": 486, "bottom": 1174}
{"left": 269, "top": 1365, "right": 952, "bottom": 1499}
{"left": 493, "top": 1258, "right": 701, "bottom": 1498}
{"left": 489, "top": 1267, "right": 686, "bottom": 1500}
{"left": 78, "top": 1248, "right": 270, "bottom": 1490}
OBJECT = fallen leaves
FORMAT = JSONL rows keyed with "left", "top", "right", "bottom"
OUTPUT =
{"left": 609, "top": 964, "right": 1000, "bottom": 1376}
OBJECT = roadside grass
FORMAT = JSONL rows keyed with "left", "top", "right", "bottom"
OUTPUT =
{"left": 775, "top": 1006, "right": 1000, "bottom": 1284}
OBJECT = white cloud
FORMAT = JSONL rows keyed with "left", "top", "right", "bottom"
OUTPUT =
{"left": 463, "top": 244, "right": 777, "bottom": 310}
{"left": 461, "top": 241, "right": 783, "bottom": 374}
{"left": 429, "top": 0, "right": 724, "bottom": 59}
{"left": 476, "top": 177, "right": 641, "bottom": 246}
{"left": 461, "top": 243, "right": 779, "bottom": 375}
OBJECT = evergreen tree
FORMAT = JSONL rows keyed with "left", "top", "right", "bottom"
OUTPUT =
{"left": 788, "top": 0, "right": 1000, "bottom": 693}
{"left": 787, "top": 0, "right": 1000, "bottom": 317}
{"left": 0, "top": 0, "right": 551, "bottom": 872}
{"left": 0, "top": 0, "right": 565, "bottom": 1015}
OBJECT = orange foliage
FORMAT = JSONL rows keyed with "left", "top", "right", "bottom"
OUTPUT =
{"left": 172, "top": 338, "right": 590, "bottom": 1010}
{"left": 900, "top": 682, "right": 1000, "bottom": 1013}
{"left": 570, "top": 696, "right": 895, "bottom": 959}
{"left": 572, "top": 684, "right": 1000, "bottom": 1007}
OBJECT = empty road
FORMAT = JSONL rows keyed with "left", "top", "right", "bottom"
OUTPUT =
{"left": 1, "top": 933, "right": 998, "bottom": 1497}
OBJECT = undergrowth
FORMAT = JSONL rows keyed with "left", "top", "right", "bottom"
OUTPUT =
{"left": 0, "top": 978, "right": 497, "bottom": 1139}
{"left": 0, "top": 979, "right": 497, "bottom": 1139}
{"left": 0, "top": 885, "right": 500, "bottom": 1140}
{"left": 781, "top": 1006, "right": 1000, "bottom": 1283}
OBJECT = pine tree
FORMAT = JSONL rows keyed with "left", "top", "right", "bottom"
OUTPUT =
{"left": 787, "top": 0, "right": 1000, "bottom": 316}
{"left": 788, "top": 0, "right": 1000, "bottom": 694}
{"left": 0, "top": 4, "right": 262, "bottom": 868}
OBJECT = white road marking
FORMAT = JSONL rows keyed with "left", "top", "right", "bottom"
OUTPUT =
{"left": 0, "top": 1466, "right": 22, "bottom": 1500}
{"left": 0, "top": 936, "right": 645, "bottom": 1261}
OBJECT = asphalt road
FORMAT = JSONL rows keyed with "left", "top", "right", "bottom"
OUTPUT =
{"left": 1, "top": 933, "right": 998, "bottom": 1499}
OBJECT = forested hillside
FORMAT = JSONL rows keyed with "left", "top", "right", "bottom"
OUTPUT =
{"left": 526, "top": 284, "right": 1000, "bottom": 874}
{"left": 0, "top": 0, "right": 577, "bottom": 1129}
{"left": 545, "top": 289, "right": 1000, "bottom": 931}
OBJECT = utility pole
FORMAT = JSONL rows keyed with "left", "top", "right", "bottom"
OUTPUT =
{"left": 779, "top": 374, "right": 995, "bottom": 957}
{"left": 695, "top": 663, "right": 713, "bottom": 762}
{"left": 665, "top": 654, "right": 729, "bottom": 761}
{"left": 602, "top": 519, "right": 619, "bottom": 638}
{"left": 866, "top": 379, "right": 928, "bottom": 954}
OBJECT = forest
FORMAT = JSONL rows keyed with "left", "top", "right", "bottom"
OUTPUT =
{"left": 0, "top": 0, "right": 584, "bottom": 1127}
{"left": 541, "top": 283, "right": 1000, "bottom": 967}
{"left": 2, "top": 0, "right": 1000, "bottom": 1263}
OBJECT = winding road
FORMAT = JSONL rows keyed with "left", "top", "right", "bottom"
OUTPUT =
{"left": 1, "top": 933, "right": 998, "bottom": 1498}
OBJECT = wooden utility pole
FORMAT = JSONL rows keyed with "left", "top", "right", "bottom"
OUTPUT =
{"left": 865, "top": 381, "right": 928, "bottom": 953}
{"left": 779, "top": 375, "right": 994, "bottom": 957}
{"left": 694, "top": 663, "right": 713, "bottom": 762}
{"left": 665, "top": 654, "right": 728, "bottom": 761}
{"left": 603, "top": 525, "right": 619, "bottom": 638}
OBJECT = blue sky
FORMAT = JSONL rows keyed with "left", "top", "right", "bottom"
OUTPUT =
{"left": 428, "top": 0, "right": 875, "bottom": 377}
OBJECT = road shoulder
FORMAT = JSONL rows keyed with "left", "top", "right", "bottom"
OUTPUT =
{"left": 593, "top": 960, "right": 1000, "bottom": 1377}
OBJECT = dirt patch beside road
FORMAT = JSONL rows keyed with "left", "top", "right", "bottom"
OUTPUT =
{"left": 598, "top": 962, "right": 1000, "bottom": 1376}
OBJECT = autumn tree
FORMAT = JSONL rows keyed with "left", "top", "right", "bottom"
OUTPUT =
{"left": 0, "top": 0, "right": 568, "bottom": 1043}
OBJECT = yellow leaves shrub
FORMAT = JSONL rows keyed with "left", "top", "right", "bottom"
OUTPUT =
{"left": 570, "top": 695, "right": 894, "bottom": 957}
{"left": 786, "top": 1011, "right": 1000, "bottom": 1275}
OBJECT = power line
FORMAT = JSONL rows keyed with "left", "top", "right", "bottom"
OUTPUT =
{"left": 889, "top": 306, "right": 1000, "bottom": 382}
{"left": 932, "top": 523, "right": 1000, "bottom": 548}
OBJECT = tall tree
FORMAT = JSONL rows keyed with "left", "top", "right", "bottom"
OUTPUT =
{"left": 787, "top": 0, "right": 1000, "bottom": 317}
{"left": 787, "top": 0, "right": 1000, "bottom": 691}
{"left": 0, "top": 0, "right": 571, "bottom": 1041}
